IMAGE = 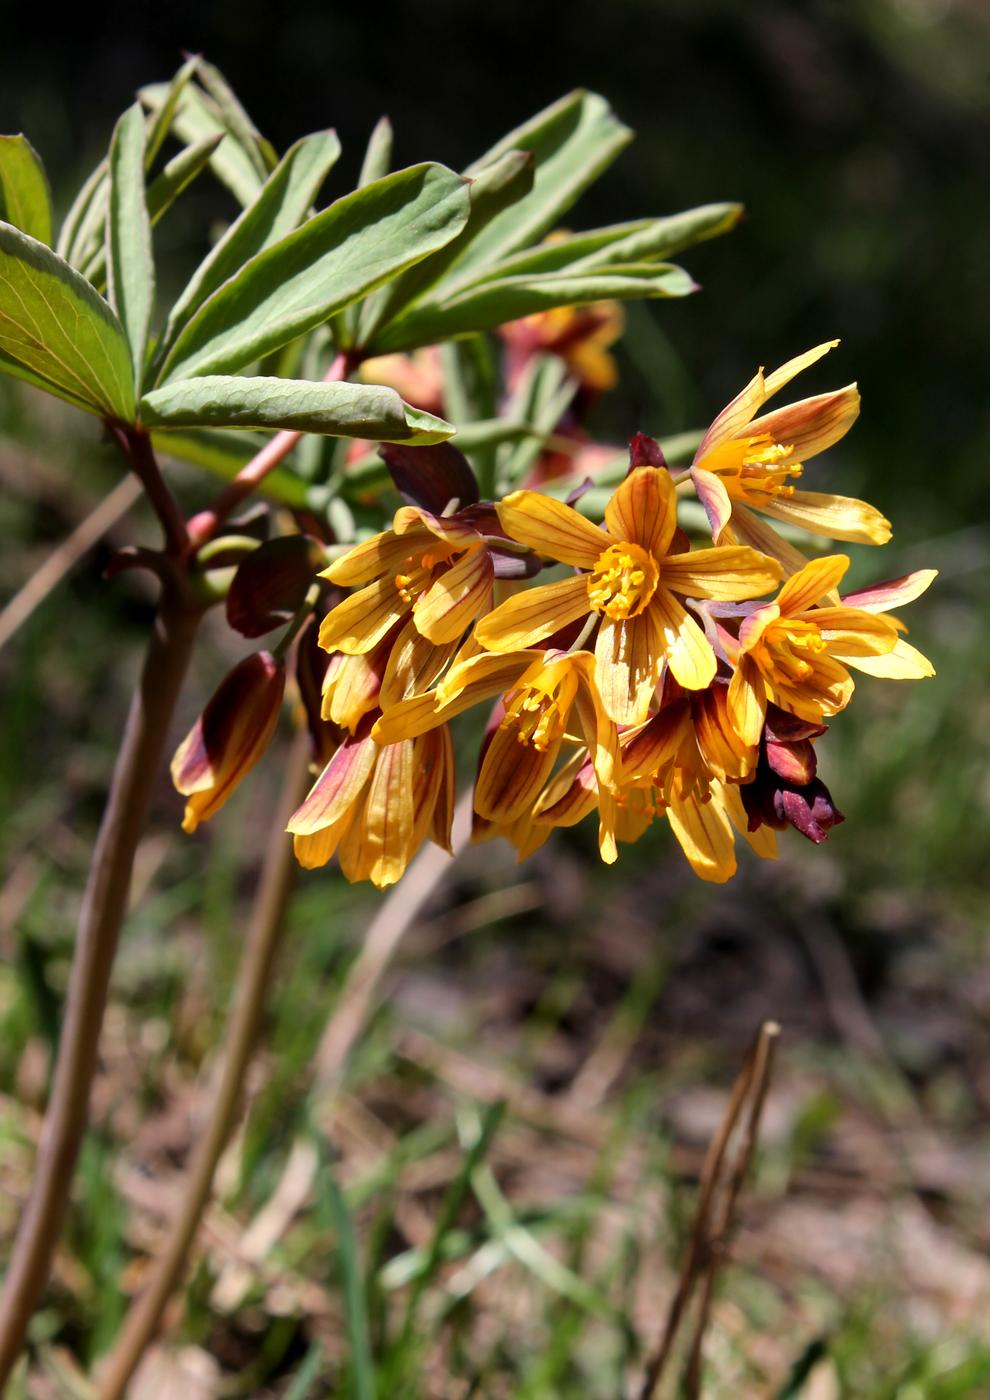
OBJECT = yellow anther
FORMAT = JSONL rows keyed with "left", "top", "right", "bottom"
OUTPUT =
{"left": 588, "top": 540, "right": 659, "bottom": 620}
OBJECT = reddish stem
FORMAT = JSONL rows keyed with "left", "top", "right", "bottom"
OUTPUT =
{"left": 185, "top": 352, "right": 356, "bottom": 550}
{"left": 106, "top": 424, "right": 189, "bottom": 557}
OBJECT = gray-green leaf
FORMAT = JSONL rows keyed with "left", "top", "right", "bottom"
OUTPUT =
{"left": 156, "top": 162, "right": 470, "bottom": 384}
{"left": 139, "top": 79, "right": 265, "bottom": 208}
{"left": 0, "top": 221, "right": 135, "bottom": 419}
{"left": 0, "top": 136, "right": 53, "bottom": 246}
{"left": 106, "top": 104, "right": 154, "bottom": 389}
{"left": 156, "top": 128, "right": 342, "bottom": 368}
{"left": 140, "top": 375, "right": 454, "bottom": 444}
{"left": 373, "top": 261, "right": 697, "bottom": 353}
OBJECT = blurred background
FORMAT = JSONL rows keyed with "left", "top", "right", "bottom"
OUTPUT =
{"left": 1, "top": 1, "right": 989, "bottom": 1395}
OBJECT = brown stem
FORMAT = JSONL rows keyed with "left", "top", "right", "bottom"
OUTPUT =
{"left": 106, "top": 424, "right": 189, "bottom": 558}
{"left": 185, "top": 352, "right": 356, "bottom": 550}
{"left": 95, "top": 729, "right": 311, "bottom": 1400}
{"left": 0, "top": 587, "right": 202, "bottom": 1388}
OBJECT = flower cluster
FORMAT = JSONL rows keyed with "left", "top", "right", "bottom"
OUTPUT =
{"left": 174, "top": 343, "right": 935, "bottom": 888}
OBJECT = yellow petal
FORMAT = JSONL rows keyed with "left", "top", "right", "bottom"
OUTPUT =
{"left": 323, "top": 642, "right": 390, "bottom": 730}
{"left": 604, "top": 466, "right": 676, "bottom": 558}
{"left": 662, "top": 545, "right": 781, "bottom": 601}
{"left": 356, "top": 741, "right": 417, "bottom": 888}
{"left": 727, "top": 656, "right": 767, "bottom": 747}
{"left": 691, "top": 466, "right": 733, "bottom": 540}
{"left": 323, "top": 530, "right": 416, "bottom": 586}
{"left": 373, "top": 649, "right": 532, "bottom": 743}
{"left": 763, "top": 340, "right": 840, "bottom": 397}
{"left": 393, "top": 505, "right": 479, "bottom": 549}
{"left": 769, "top": 654, "right": 855, "bottom": 720}
{"left": 652, "top": 587, "right": 716, "bottom": 690}
{"left": 378, "top": 619, "right": 458, "bottom": 709}
{"left": 594, "top": 611, "right": 662, "bottom": 726}
{"left": 808, "top": 607, "right": 899, "bottom": 657}
{"left": 759, "top": 490, "right": 891, "bottom": 546}
{"left": 413, "top": 546, "right": 493, "bottom": 643}
{"left": 745, "top": 384, "right": 860, "bottom": 460}
{"left": 844, "top": 638, "right": 935, "bottom": 680}
{"left": 696, "top": 681, "right": 758, "bottom": 779}
{"left": 474, "top": 573, "right": 591, "bottom": 651}
{"left": 727, "top": 503, "right": 824, "bottom": 588}
{"left": 620, "top": 702, "right": 692, "bottom": 784}
{"left": 777, "top": 555, "right": 850, "bottom": 615}
{"left": 717, "top": 781, "right": 778, "bottom": 860}
{"left": 496, "top": 490, "right": 606, "bottom": 568}
{"left": 696, "top": 368, "right": 767, "bottom": 455}
{"left": 318, "top": 577, "right": 406, "bottom": 655}
{"left": 293, "top": 810, "right": 357, "bottom": 870}
{"left": 667, "top": 794, "right": 737, "bottom": 883}
{"left": 425, "top": 726, "right": 456, "bottom": 852}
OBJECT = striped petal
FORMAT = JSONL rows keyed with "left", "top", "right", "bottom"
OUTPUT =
{"left": 324, "top": 530, "right": 419, "bottom": 586}
{"left": 378, "top": 619, "right": 459, "bottom": 709}
{"left": 667, "top": 793, "right": 737, "bottom": 883}
{"left": 727, "top": 503, "right": 823, "bottom": 587}
{"left": 594, "top": 610, "right": 663, "bottom": 725}
{"left": 293, "top": 808, "right": 357, "bottom": 870}
{"left": 413, "top": 546, "right": 493, "bottom": 643}
{"left": 763, "top": 341, "right": 840, "bottom": 397}
{"left": 651, "top": 587, "right": 717, "bottom": 691}
{"left": 392, "top": 505, "right": 479, "bottom": 549}
{"left": 662, "top": 545, "right": 781, "bottom": 601}
{"left": 777, "top": 555, "right": 850, "bottom": 615}
{"left": 474, "top": 573, "right": 591, "bottom": 651}
{"left": 769, "top": 655, "right": 855, "bottom": 720}
{"left": 287, "top": 733, "right": 376, "bottom": 836}
{"left": 727, "top": 655, "right": 767, "bottom": 747}
{"left": 373, "top": 650, "right": 533, "bottom": 743}
{"left": 604, "top": 466, "right": 676, "bottom": 558}
{"left": 318, "top": 576, "right": 407, "bottom": 655}
{"left": 475, "top": 723, "right": 560, "bottom": 822}
{"left": 696, "top": 368, "right": 766, "bottom": 455}
{"left": 759, "top": 490, "right": 891, "bottom": 546}
{"left": 322, "top": 637, "right": 392, "bottom": 730}
{"left": 352, "top": 740, "right": 416, "bottom": 888}
{"left": 496, "top": 490, "right": 606, "bottom": 567}
{"left": 691, "top": 466, "right": 733, "bottom": 540}
{"left": 745, "top": 384, "right": 860, "bottom": 460}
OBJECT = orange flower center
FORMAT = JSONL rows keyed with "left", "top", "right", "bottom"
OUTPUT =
{"left": 704, "top": 434, "right": 804, "bottom": 501}
{"left": 393, "top": 544, "right": 459, "bottom": 604}
{"left": 501, "top": 669, "right": 579, "bottom": 752}
{"left": 588, "top": 541, "right": 659, "bottom": 620}
{"left": 760, "top": 618, "right": 828, "bottom": 682}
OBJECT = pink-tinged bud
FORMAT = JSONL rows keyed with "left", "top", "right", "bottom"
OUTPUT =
{"left": 171, "top": 653, "right": 285, "bottom": 833}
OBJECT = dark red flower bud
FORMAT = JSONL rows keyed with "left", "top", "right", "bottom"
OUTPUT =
{"left": 379, "top": 441, "right": 480, "bottom": 514}
{"left": 628, "top": 432, "right": 667, "bottom": 471}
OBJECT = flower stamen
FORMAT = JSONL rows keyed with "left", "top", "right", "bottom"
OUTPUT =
{"left": 588, "top": 540, "right": 659, "bottom": 620}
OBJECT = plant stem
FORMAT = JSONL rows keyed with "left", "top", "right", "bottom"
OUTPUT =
{"left": 95, "top": 729, "right": 311, "bottom": 1400}
{"left": 185, "top": 352, "right": 356, "bottom": 549}
{"left": 0, "top": 586, "right": 202, "bottom": 1389}
{"left": 106, "top": 424, "right": 190, "bottom": 557}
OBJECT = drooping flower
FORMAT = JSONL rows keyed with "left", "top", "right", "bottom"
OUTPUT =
{"left": 474, "top": 465, "right": 782, "bottom": 724}
{"left": 726, "top": 555, "right": 934, "bottom": 744}
{"left": 373, "top": 647, "right": 619, "bottom": 841}
{"left": 286, "top": 716, "right": 454, "bottom": 889}
{"left": 740, "top": 708, "right": 845, "bottom": 844}
{"left": 689, "top": 342, "right": 890, "bottom": 571}
{"left": 171, "top": 652, "right": 285, "bottom": 833}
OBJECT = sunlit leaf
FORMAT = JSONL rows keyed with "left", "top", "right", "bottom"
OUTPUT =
{"left": 139, "top": 78, "right": 265, "bottom": 207}
{"left": 0, "top": 221, "right": 134, "bottom": 419}
{"left": 0, "top": 135, "right": 53, "bottom": 245}
{"left": 196, "top": 57, "right": 278, "bottom": 177}
{"left": 140, "top": 374, "right": 455, "bottom": 443}
{"left": 156, "top": 162, "right": 470, "bottom": 384}
{"left": 145, "top": 54, "right": 200, "bottom": 167}
{"left": 106, "top": 104, "right": 154, "bottom": 389}
{"left": 156, "top": 128, "right": 342, "bottom": 367}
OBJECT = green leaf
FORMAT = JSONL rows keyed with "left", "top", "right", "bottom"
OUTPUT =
{"left": 440, "top": 335, "right": 499, "bottom": 494}
{"left": 449, "top": 90, "right": 631, "bottom": 282}
{"left": 156, "top": 129, "right": 342, "bottom": 370}
{"left": 150, "top": 427, "right": 309, "bottom": 506}
{"left": 497, "top": 353, "right": 576, "bottom": 491}
{"left": 357, "top": 115, "right": 393, "bottom": 188}
{"left": 373, "top": 261, "right": 697, "bottom": 353}
{"left": 355, "top": 149, "right": 534, "bottom": 350}
{"left": 106, "top": 105, "right": 154, "bottom": 389}
{"left": 0, "top": 221, "right": 134, "bottom": 419}
{"left": 0, "top": 136, "right": 53, "bottom": 245}
{"left": 156, "top": 162, "right": 470, "bottom": 384}
{"left": 57, "top": 156, "right": 108, "bottom": 263}
{"left": 140, "top": 375, "right": 455, "bottom": 443}
{"left": 311, "top": 1136, "right": 376, "bottom": 1400}
{"left": 145, "top": 54, "right": 200, "bottom": 167}
{"left": 139, "top": 79, "right": 265, "bottom": 208}
{"left": 196, "top": 58, "right": 278, "bottom": 177}
{"left": 475, "top": 202, "right": 744, "bottom": 281}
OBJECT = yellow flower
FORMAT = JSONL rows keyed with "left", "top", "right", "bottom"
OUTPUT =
{"left": 318, "top": 506, "right": 494, "bottom": 702}
{"left": 373, "top": 647, "right": 619, "bottom": 842}
{"left": 286, "top": 719, "right": 454, "bottom": 889}
{"left": 726, "top": 555, "right": 934, "bottom": 745}
{"left": 473, "top": 466, "right": 782, "bottom": 724}
{"left": 500, "top": 300, "right": 624, "bottom": 393}
{"left": 690, "top": 342, "right": 890, "bottom": 572}
{"left": 171, "top": 653, "right": 285, "bottom": 833}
